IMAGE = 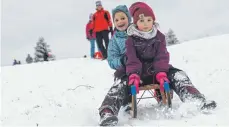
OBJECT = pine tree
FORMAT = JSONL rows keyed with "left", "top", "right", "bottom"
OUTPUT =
{"left": 34, "top": 37, "right": 56, "bottom": 62}
{"left": 165, "top": 29, "right": 179, "bottom": 46}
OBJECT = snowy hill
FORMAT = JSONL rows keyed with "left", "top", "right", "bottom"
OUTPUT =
{"left": 1, "top": 34, "right": 229, "bottom": 126}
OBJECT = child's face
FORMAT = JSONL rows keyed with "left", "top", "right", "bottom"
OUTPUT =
{"left": 114, "top": 12, "right": 129, "bottom": 31}
{"left": 136, "top": 15, "right": 154, "bottom": 32}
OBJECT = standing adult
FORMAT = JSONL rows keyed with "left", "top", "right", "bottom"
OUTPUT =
{"left": 92, "top": 0, "right": 113, "bottom": 59}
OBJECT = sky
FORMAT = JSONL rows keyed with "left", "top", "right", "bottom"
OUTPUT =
{"left": 1, "top": 0, "right": 229, "bottom": 66}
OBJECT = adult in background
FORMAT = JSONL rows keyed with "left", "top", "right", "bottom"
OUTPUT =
{"left": 92, "top": 0, "right": 113, "bottom": 60}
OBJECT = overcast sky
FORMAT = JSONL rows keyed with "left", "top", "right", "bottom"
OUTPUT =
{"left": 1, "top": 0, "right": 229, "bottom": 66}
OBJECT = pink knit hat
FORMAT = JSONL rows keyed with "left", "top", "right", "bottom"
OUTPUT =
{"left": 129, "top": 2, "right": 156, "bottom": 24}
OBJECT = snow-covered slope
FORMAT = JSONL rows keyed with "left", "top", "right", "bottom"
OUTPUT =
{"left": 1, "top": 34, "right": 229, "bottom": 126}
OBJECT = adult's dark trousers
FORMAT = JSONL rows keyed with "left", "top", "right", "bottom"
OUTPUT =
{"left": 96, "top": 30, "right": 109, "bottom": 59}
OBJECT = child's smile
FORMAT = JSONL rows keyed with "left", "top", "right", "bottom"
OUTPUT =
{"left": 114, "top": 12, "right": 129, "bottom": 31}
{"left": 117, "top": 23, "right": 126, "bottom": 28}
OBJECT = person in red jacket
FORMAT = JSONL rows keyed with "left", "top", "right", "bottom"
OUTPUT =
{"left": 86, "top": 13, "right": 97, "bottom": 58}
{"left": 92, "top": 0, "right": 113, "bottom": 60}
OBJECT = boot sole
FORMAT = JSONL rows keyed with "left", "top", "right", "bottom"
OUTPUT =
{"left": 201, "top": 101, "right": 217, "bottom": 110}
{"left": 100, "top": 116, "right": 118, "bottom": 126}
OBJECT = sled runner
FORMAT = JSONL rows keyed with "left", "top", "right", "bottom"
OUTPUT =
{"left": 130, "top": 82, "right": 173, "bottom": 118}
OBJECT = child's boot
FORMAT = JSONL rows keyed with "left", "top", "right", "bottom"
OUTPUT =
{"left": 192, "top": 94, "right": 217, "bottom": 110}
{"left": 200, "top": 100, "right": 217, "bottom": 110}
{"left": 99, "top": 108, "right": 118, "bottom": 126}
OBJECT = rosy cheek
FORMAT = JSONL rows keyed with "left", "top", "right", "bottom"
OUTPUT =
{"left": 125, "top": 20, "right": 129, "bottom": 24}
{"left": 138, "top": 26, "right": 144, "bottom": 30}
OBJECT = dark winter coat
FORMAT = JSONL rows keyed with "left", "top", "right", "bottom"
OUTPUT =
{"left": 125, "top": 24, "right": 171, "bottom": 77}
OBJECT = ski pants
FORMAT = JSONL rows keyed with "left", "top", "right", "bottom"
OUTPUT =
{"left": 96, "top": 30, "right": 109, "bottom": 59}
{"left": 99, "top": 67, "right": 205, "bottom": 116}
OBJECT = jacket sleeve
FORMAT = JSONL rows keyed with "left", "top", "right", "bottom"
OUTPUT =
{"left": 107, "top": 38, "right": 122, "bottom": 69}
{"left": 105, "top": 11, "right": 113, "bottom": 27}
{"left": 153, "top": 33, "right": 170, "bottom": 73}
{"left": 86, "top": 23, "right": 90, "bottom": 38}
{"left": 125, "top": 37, "right": 142, "bottom": 76}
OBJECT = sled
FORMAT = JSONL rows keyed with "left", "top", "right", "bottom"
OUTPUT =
{"left": 130, "top": 82, "right": 173, "bottom": 118}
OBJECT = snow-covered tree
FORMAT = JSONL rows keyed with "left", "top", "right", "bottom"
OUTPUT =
{"left": 34, "top": 37, "right": 55, "bottom": 62}
{"left": 165, "top": 29, "right": 179, "bottom": 46}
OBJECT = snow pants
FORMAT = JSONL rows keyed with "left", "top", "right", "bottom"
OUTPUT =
{"left": 99, "top": 67, "right": 205, "bottom": 116}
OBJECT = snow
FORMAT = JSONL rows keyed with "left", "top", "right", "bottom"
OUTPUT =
{"left": 1, "top": 34, "right": 229, "bottom": 126}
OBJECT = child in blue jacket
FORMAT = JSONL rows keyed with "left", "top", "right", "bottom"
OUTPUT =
{"left": 107, "top": 5, "right": 131, "bottom": 70}
{"left": 99, "top": 5, "right": 131, "bottom": 126}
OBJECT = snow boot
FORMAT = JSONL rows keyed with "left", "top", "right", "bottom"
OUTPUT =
{"left": 123, "top": 103, "right": 131, "bottom": 113}
{"left": 191, "top": 94, "right": 217, "bottom": 110}
{"left": 200, "top": 100, "right": 217, "bottom": 110}
{"left": 155, "top": 89, "right": 162, "bottom": 104}
{"left": 99, "top": 108, "right": 118, "bottom": 126}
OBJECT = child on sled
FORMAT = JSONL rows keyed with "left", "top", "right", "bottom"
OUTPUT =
{"left": 99, "top": 2, "right": 216, "bottom": 126}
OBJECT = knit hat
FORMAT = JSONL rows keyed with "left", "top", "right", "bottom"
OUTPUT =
{"left": 95, "top": 0, "right": 102, "bottom": 6}
{"left": 129, "top": 2, "right": 156, "bottom": 24}
{"left": 89, "top": 13, "right": 93, "bottom": 21}
{"left": 112, "top": 5, "right": 132, "bottom": 23}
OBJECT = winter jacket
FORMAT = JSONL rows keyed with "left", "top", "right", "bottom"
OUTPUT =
{"left": 92, "top": 8, "right": 112, "bottom": 32}
{"left": 125, "top": 24, "right": 171, "bottom": 77}
{"left": 107, "top": 30, "right": 128, "bottom": 69}
{"left": 86, "top": 21, "right": 96, "bottom": 39}
{"left": 107, "top": 5, "right": 132, "bottom": 70}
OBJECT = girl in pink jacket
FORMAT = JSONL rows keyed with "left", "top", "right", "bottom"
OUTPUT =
{"left": 86, "top": 13, "right": 97, "bottom": 58}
